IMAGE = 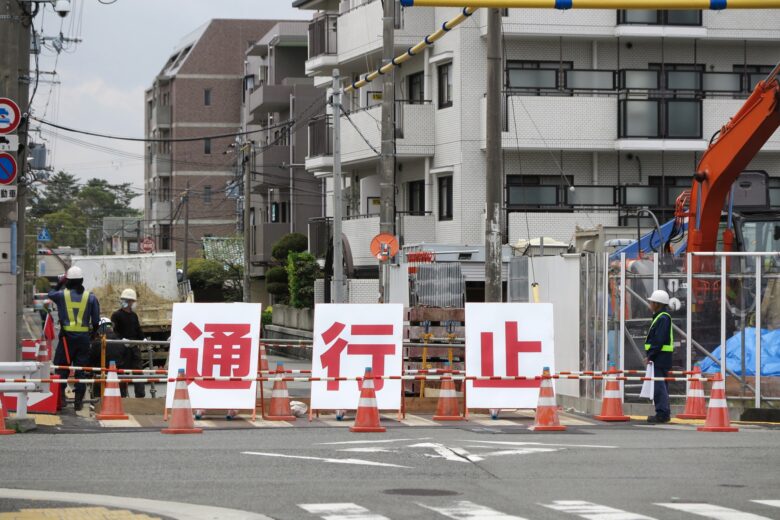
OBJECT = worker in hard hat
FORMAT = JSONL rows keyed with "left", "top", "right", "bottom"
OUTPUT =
{"left": 48, "top": 265, "right": 101, "bottom": 411}
{"left": 644, "top": 289, "right": 674, "bottom": 424}
{"left": 111, "top": 288, "right": 146, "bottom": 398}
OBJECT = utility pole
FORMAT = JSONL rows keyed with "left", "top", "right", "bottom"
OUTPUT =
{"left": 242, "top": 143, "right": 252, "bottom": 302}
{"left": 485, "top": 8, "right": 503, "bottom": 303}
{"left": 289, "top": 93, "right": 295, "bottom": 234}
{"left": 136, "top": 219, "right": 141, "bottom": 254}
{"left": 331, "top": 70, "right": 345, "bottom": 303}
{"left": 182, "top": 182, "right": 190, "bottom": 281}
{"left": 378, "top": 0, "right": 396, "bottom": 304}
{"left": 0, "top": 1, "right": 32, "bottom": 361}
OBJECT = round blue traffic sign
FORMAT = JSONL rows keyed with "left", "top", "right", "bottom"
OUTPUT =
{"left": 0, "top": 153, "right": 18, "bottom": 185}
{"left": 0, "top": 98, "right": 21, "bottom": 135}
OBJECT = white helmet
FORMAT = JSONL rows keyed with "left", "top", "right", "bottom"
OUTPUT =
{"left": 648, "top": 290, "right": 670, "bottom": 306}
{"left": 120, "top": 288, "right": 137, "bottom": 301}
{"left": 66, "top": 266, "right": 83, "bottom": 279}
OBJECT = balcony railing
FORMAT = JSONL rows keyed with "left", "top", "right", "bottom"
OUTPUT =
{"left": 308, "top": 115, "right": 332, "bottom": 158}
{"left": 618, "top": 99, "right": 702, "bottom": 139}
{"left": 308, "top": 14, "right": 337, "bottom": 59}
{"left": 617, "top": 10, "right": 702, "bottom": 26}
{"left": 506, "top": 185, "right": 665, "bottom": 211}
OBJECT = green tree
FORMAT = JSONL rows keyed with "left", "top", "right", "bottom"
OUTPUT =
{"left": 266, "top": 266, "right": 289, "bottom": 305}
{"left": 271, "top": 233, "right": 307, "bottom": 262}
{"left": 29, "top": 171, "right": 79, "bottom": 218}
{"left": 286, "top": 251, "right": 319, "bottom": 309}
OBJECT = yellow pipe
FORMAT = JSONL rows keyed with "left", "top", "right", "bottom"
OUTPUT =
{"left": 343, "top": 7, "right": 478, "bottom": 94}
{"left": 402, "top": 0, "right": 779, "bottom": 7}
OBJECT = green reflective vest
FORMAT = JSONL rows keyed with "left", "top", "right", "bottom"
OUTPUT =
{"left": 644, "top": 311, "right": 674, "bottom": 352}
{"left": 63, "top": 289, "right": 91, "bottom": 333}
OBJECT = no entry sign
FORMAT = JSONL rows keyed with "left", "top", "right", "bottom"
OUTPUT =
{"left": 0, "top": 153, "right": 18, "bottom": 185}
{"left": 0, "top": 98, "right": 21, "bottom": 135}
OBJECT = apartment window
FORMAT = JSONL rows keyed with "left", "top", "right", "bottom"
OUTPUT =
{"left": 159, "top": 224, "right": 171, "bottom": 251}
{"left": 204, "top": 88, "right": 212, "bottom": 106}
{"left": 158, "top": 177, "right": 171, "bottom": 202}
{"left": 408, "top": 72, "right": 424, "bottom": 104}
{"left": 618, "top": 10, "right": 701, "bottom": 26}
{"left": 648, "top": 63, "right": 704, "bottom": 92}
{"left": 271, "top": 202, "right": 288, "bottom": 223}
{"left": 619, "top": 99, "right": 702, "bottom": 139}
{"left": 438, "top": 176, "right": 453, "bottom": 220}
{"left": 734, "top": 65, "right": 775, "bottom": 92}
{"left": 438, "top": 63, "right": 453, "bottom": 109}
{"left": 250, "top": 208, "right": 257, "bottom": 255}
{"left": 204, "top": 138, "right": 211, "bottom": 155}
{"left": 203, "top": 185, "right": 212, "bottom": 204}
{"left": 506, "top": 61, "right": 573, "bottom": 94}
{"left": 408, "top": 180, "right": 425, "bottom": 215}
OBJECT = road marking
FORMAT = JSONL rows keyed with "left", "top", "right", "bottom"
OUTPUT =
{"left": 400, "top": 414, "right": 442, "bottom": 427}
{"left": 319, "top": 438, "right": 429, "bottom": 445}
{"left": 339, "top": 447, "right": 399, "bottom": 453}
{"left": 0, "top": 488, "right": 272, "bottom": 520}
{"left": 419, "top": 500, "right": 527, "bottom": 519}
{"left": 542, "top": 500, "right": 656, "bottom": 519}
{"left": 299, "top": 502, "right": 390, "bottom": 519}
{"left": 752, "top": 501, "right": 780, "bottom": 508}
{"left": 99, "top": 415, "right": 142, "bottom": 428}
{"left": 250, "top": 418, "right": 293, "bottom": 428}
{"left": 408, "top": 442, "right": 482, "bottom": 463}
{"left": 242, "top": 451, "right": 411, "bottom": 468}
{"left": 457, "top": 440, "right": 617, "bottom": 449}
{"left": 656, "top": 503, "right": 773, "bottom": 519}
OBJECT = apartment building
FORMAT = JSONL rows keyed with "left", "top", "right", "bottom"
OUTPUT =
{"left": 294, "top": 1, "right": 780, "bottom": 270}
{"left": 144, "top": 19, "right": 281, "bottom": 259}
{"left": 241, "top": 21, "right": 323, "bottom": 303}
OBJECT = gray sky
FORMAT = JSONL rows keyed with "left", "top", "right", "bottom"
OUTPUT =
{"left": 32, "top": 0, "right": 309, "bottom": 208}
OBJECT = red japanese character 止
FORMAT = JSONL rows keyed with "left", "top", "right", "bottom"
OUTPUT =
{"left": 180, "top": 322, "right": 253, "bottom": 389}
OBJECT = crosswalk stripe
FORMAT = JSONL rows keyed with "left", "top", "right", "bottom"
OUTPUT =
{"left": 752, "top": 501, "right": 780, "bottom": 509}
{"left": 418, "top": 500, "right": 528, "bottom": 519}
{"left": 542, "top": 500, "right": 655, "bottom": 519}
{"left": 298, "top": 502, "right": 390, "bottom": 519}
{"left": 656, "top": 503, "right": 774, "bottom": 519}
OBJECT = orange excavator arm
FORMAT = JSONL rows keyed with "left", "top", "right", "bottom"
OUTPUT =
{"left": 686, "top": 64, "right": 780, "bottom": 254}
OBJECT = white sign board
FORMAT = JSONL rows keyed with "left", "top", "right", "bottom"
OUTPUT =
{"left": 311, "top": 303, "right": 403, "bottom": 411}
{"left": 465, "top": 303, "right": 555, "bottom": 409}
{"left": 166, "top": 303, "right": 261, "bottom": 411}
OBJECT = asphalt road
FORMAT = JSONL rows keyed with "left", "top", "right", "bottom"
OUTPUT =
{"left": 1, "top": 425, "right": 779, "bottom": 519}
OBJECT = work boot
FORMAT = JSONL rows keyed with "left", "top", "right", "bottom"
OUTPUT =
{"left": 646, "top": 415, "right": 670, "bottom": 424}
{"left": 73, "top": 400, "right": 83, "bottom": 412}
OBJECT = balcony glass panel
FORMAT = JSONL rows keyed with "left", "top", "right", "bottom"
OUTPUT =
{"left": 623, "top": 186, "right": 660, "bottom": 206}
{"left": 702, "top": 72, "right": 741, "bottom": 93}
{"left": 622, "top": 70, "right": 659, "bottom": 90}
{"left": 620, "top": 10, "right": 658, "bottom": 24}
{"left": 667, "top": 70, "right": 700, "bottom": 91}
{"left": 565, "top": 70, "right": 615, "bottom": 90}
{"left": 749, "top": 73, "right": 767, "bottom": 90}
{"left": 566, "top": 186, "right": 614, "bottom": 206}
{"left": 507, "top": 69, "right": 557, "bottom": 89}
{"left": 666, "top": 10, "right": 701, "bottom": 25}
{"left": 770, "top": 188, "right": 780, "bottom": 207}
{"left": 666, "top": 100, "right": 701, "bottom": 138}
{"left": 508, "top": 185, "right": 558, "bottom": 206}
{"left": 622, "top": 100, "right": 659, "bottom": 138}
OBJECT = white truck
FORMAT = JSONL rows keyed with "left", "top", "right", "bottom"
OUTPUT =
{"left": 70, "top": 253, "right": 190, "bottom": 335}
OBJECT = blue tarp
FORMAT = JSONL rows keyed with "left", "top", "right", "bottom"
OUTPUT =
{"left": 698, "top": 327, "right": 780, "bottom": 376}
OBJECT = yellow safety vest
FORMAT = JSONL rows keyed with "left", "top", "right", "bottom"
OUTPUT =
{"left": 644, "top": 311, "right": 674, "bottom": 353}
{"left": 63, "top": 289, "right": 91, "bottom": 333}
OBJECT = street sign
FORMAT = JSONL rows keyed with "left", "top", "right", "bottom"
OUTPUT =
{"left": 370, "top": 233, "right": 399, "bottom": 262}
{"left": 140, "top": 237, "right": 155, "bottom": 253}
{"left": 37, "top": 226, "right": 52, "bottom": 242}
{"left": 0, "top": 152, "right": 18, "bottom": 185}
{"left": 0, "top": 98, "right": 21, "bottom": 135}
{"left": 0, "top": 135, "right": 18, "bottom": 152}
{"left": 0, "top": 186, "right": 16, "bottom": 202}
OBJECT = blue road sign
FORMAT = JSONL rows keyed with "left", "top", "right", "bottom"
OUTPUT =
{"left": 38, "top": 226, "right": 52, "bottom": 242}
{"left": 0, "top": 153, "right": 17, "bottom": 185}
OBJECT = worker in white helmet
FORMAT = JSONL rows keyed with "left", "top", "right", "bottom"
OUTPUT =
{"left": 48, "top": 265, "right": 101, "bottom": 411}
{"left": 644, "top": 289, "right": 674, "bottom": 424}
{"left": 111, "top": 288, "right": 146, "bottom": 398}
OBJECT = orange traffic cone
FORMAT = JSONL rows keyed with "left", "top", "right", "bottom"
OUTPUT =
{"left": 677, "top": 366, "right": 707, "bottom": 420}
{"left": 266, "top": 362, "right": 296, "bottom": 421}
{"left": 162, "top": 369, "right": 202, "bottom": 434}
{"left": 350, "top": 367, "right": 386, "bottom": 433}
{"left": 259, "top": 345, "right": 269, "bottom": 373}
{"left": 595, "top": 364, "right": 629, "bottom": 421}
{"left": 530, "top": 367, "right": 566, "bottom": 432}
{"left": 433, "top": 366, "right": 462, "bottom": 421}
{"left": 698, "top": 372, "right": 738, "bottom": 433}
{"left": 96, "top": 361, "right": 129, "bottom": 420}
{"left": 0, "top": 393, "right": 15, "bottom": 435}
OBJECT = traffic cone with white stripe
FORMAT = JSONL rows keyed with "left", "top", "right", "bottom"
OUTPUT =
{"left": 433, "top": 365, "right": 462, "bottom": 421}
{"left": 259, "top": 344, "right": 269, "bottom": 373}
{"left": 266, "top": 362, "right": 296, "bottom": 421}
{"left": 0, "top": 393, "right": 15, "bottom": 435}
{"left": 677, "top": 366, "right": 707, "bottom": 420}
{"left": 162, "top": 369, "right": 202, "bottom": 434}
{"left": 697, "top": 372, "right": 738, "bottom": 433}
{"left": 96, "top": 361, "right": 129, "bottom": 420}
{"left": 530, "top": 367, "right": 566, "bottom": 432}
{"left": 350, "top": 367, "right": 386, "bottom": 433}
{"left": 595, "top": 364, "right": 629, "bottom": 422}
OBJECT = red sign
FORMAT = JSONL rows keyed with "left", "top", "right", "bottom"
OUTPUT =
{"left": 0, "top": 98, "right": 21, "bottom": 135}
{"left": 140, "top": 237, "right": 155, "bottom": 253}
